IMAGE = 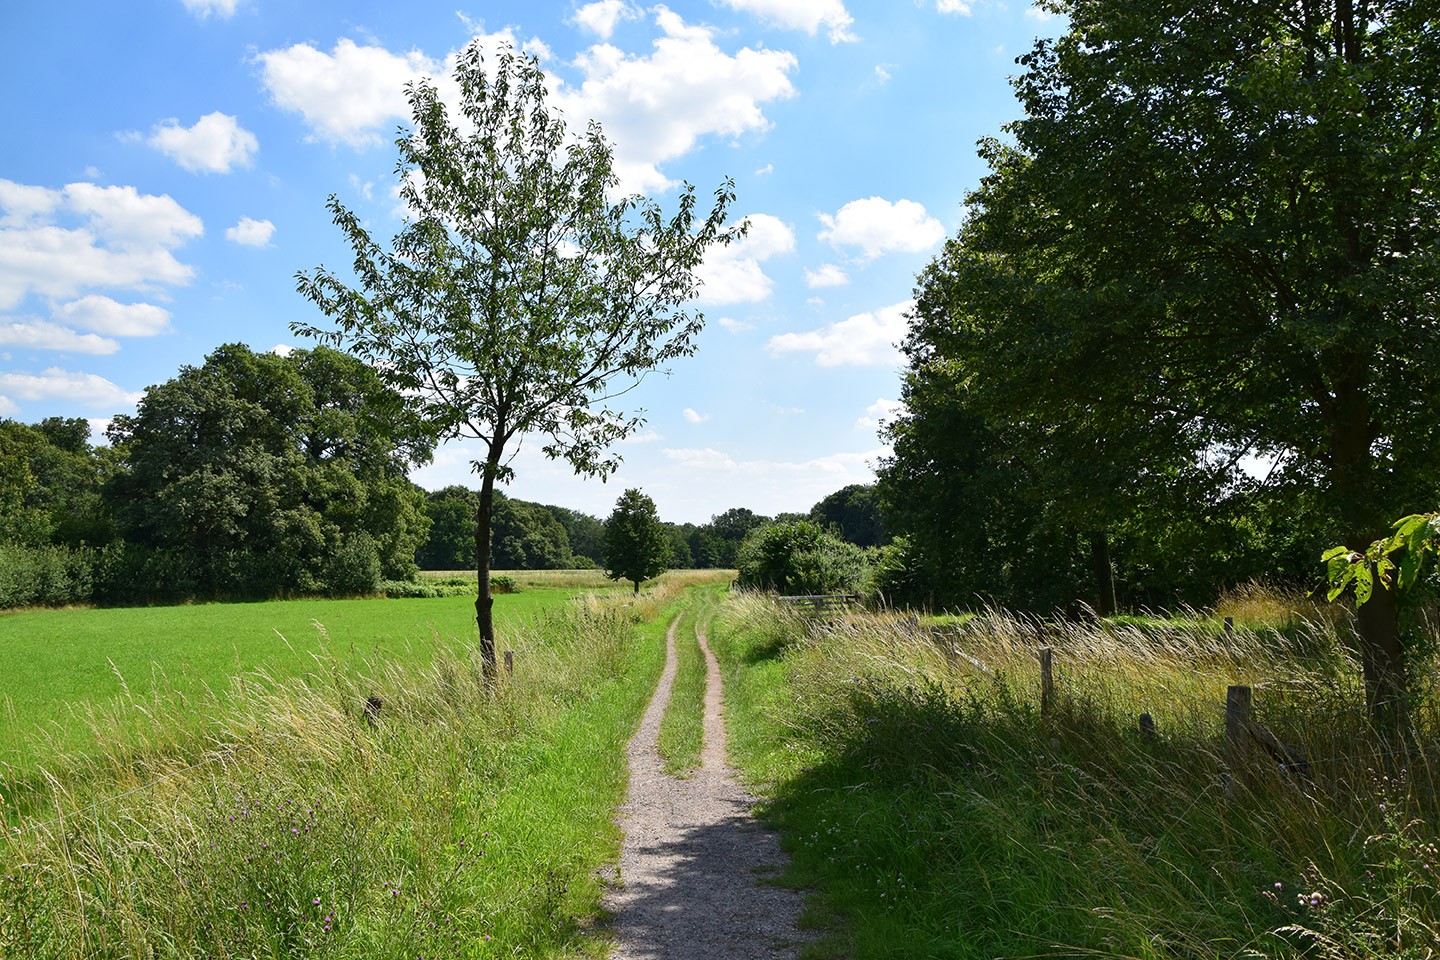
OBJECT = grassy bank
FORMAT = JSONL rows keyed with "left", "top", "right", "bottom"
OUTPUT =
{"left": 0, "top": 573, "right": 726, "bottom": 958}
{"left": 711, "top": 594, "right": 1440, "bottom": 959}
{"left": 0, "top": 588, "right": 581, "bottom": 768}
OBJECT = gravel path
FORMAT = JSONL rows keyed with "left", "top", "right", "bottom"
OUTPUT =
{"left": 606, "top": 615, "right": 809, "bottom": 959}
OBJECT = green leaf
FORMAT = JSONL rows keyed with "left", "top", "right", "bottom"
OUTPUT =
{"left": 1354, "top": 565, "right": 1374, "bottom": 606}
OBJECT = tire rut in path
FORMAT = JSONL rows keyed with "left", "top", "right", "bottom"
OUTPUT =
{"left": 606, "top": 616, "right": 808, "bottom": 959}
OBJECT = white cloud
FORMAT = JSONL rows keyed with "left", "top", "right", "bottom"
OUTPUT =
{"left": 147, "top": 112, "right": 258, "bottom": 173}
{"left": 695, "top": 213, "right": 794, "bottom": 305}
{"left": 717, "top": 316, "right": 754, "bottom": 333}
{"left": 0, "top": 367, "right": 142, "bottom": 410}
{"left": 773, "top": 405, "right": 805, "bottom": 415}
{"left": 0, "top": 394, "right": 15, "bottom": 415}
{"left": 817, "top": 196, "right": 946, "bottom": 260}
{"left": 61, "top": 183, "right": 204, "bottom": 251}
{"left": 875, "top": 64, "right": 892, "bottom": 83}
{"left": 0, "top": 181, "right": 202, "bottom": 309}
{"left": 661, "top": 445, "right": 885, "bottom": 513}
{"left": 270, "top": 344, "right": 295, "bottom": 357}
{"left": 937, "top": 0, "right": 973, "bottom": 13}
{"left": 856, "top": 397, "right": 904, "bottom": 430}
{"left": 0, "top": 319, "right": 119, "bottom": 355}
{"left": 754, "top": 163, "right": 774, "bottom": 176}
{"left": 181, "top": 0, "right": 238, "bottom": 17}
{"left": 767, "top": 299, "right": 912, "bottom": 367}
{"left": 619, "top": 428, "right": 662, "bottom": 444}
{"left": 226, "top": 216, "right": 275, "bottom": 247}
{"left": 558, "top": 9, "right": 798, "bottom": 193}
{"left": 717, "top": 0, "right": 856, "bottom": 43}
{"left": 52, "top": 296, "right": 172, "bottom": 337}
{"left": 1025, "top": 3, "right": 1060, "bottom": 20}
{"left": 804, "top": 263, "right": 848, "bottom": 288}
{"left": 682, "top": 407, "right": 709, "bottom": 424}
{"left": 257, "top": 39, "right": 442, "bottom": 148}
{"left": 572, "top": 0, "right": 640, "bottom": 38}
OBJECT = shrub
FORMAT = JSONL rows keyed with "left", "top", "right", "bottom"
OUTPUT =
{"left": 323, "top": 532, "right": 383, "bottom": 596}
{"left": 736, "top": 520, "right": 870, "bottom": 595}
{"left": 0, "top": 542, "right": 94, "bottom": 608}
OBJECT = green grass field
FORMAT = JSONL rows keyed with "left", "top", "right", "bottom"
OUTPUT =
{"left": 0, "top": 576, "right": 725, "bottom": 958}
{"left": 0, "top": 587, "right": 577, "bottom": 769}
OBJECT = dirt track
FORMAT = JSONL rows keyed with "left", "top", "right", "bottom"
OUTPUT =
{"left": 605, "top": 616, "right": 809, "bottom": 959}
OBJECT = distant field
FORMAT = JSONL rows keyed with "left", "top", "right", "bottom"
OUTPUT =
{"left": 0, "top": 588, "right": 573, "bottom": 768}
{"left": 419, "top": 567, "right": 623, "bottom": 589}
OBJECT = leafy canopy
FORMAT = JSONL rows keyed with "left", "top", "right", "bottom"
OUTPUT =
{"left": 294, "top": 43, "right": 737, "bottom": 483}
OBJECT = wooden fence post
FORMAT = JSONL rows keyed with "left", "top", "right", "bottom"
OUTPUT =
{"left": 1226, "top": 684, "right": 1252, "bottom": 787}
{"left": 1223, "top": 616, "right": 1235, "bottom": 640}
{"left": 504, "top": 650, "right": 514, "bottom": 676}
{"left": 1039, "top": 646, "right": 1054, "bottom": 719}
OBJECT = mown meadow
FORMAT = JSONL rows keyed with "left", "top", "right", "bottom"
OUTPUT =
{"left": 0, "top": 571, "right": 616, "bottom": 771}
{"left": 712, "top": 590, "right": 1440, "bottom": 960}
{"left": 0, "top": 572, "right": 726, "bottom": 958}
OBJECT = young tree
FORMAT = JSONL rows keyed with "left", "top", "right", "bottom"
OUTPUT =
{"left": 295, "top": 44, "right": 736, "bottom": 678}
{"left": 604, "top": 488, "right": 670, "bottom": 594}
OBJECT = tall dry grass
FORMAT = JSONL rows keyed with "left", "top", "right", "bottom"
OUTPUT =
{"left": 0, "top": 575, "right": 706, "bottom": 958}
{"left": 714, "top": 593, "right": 1440, "bottom": 959}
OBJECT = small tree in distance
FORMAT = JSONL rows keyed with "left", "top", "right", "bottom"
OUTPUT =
{"left": 295, "top": 43, "right": 737, "bottom": 679}
{"left": 604, "top": 488, "right": 669, "bottom": 594}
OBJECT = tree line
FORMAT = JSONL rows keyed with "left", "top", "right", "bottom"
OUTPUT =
{"left": 0, "top": 340, "right": 892, "bottom": 608}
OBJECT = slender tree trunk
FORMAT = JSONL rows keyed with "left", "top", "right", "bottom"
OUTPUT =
{"left": 475, "top": 456, "right": 499, "bottom": 684}
{"left": 1089, "top": 530, "right": 1116, "bottom": 617}
{"left": 633, "top": 579, "right": 640, "bottom": 595}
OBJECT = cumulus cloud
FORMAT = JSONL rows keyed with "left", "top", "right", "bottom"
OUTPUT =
{"left": 572, "top": 0, "right": 641, "bottom": 38}
{"left": 53, "top": 296, "right": 172, "bottom": 337}
{"left": 717, "top": 0, "right": 856, "bottom": 42}
{"left": 817, "top": 197, "right": 945, "bottom": 260}
{"left": 257, "top": 39, "right": 442, "bottom": 148}
{"left": 767, "top": 299, "right": 912, "bottom": 367}
{"left": 0, "top": 319, "right": 119, "bottom": 354}
{"left": 259, "top": 13, "right": 793, "bottom": 195}
{"left": 0, "top": 394, "right": 15, "bottom": 415}
{"left": 937, "top": 0, "right": 973, "bottom": 13}
{"left": 226, "top": 216, "right": 275, "bottom": 246}
{"left": 147, "top": 112, "right": 257, "bottom": 173}
{"left": 695, "top": 213, "right": 794, "bottom": 305}
{"left": 0, "top": 180, "right": 202, "bottom": 309}
{"left": 682, "top": 407, "right": 709, "bottom": 424}
{"left": 181, "top": 0, "right": 238, "bottom": 17}
{"left": 0, "top": 367, "right": 142, "bottom": 410}
{"left": 856, "top": 397, "right": 904, "bottom": 430}
{"left": 804, "top": 263, "right": 848, "bottom": 288}
{"left": 557, "top": 9, "right": 797, "bottom": 193}
{"left": 717, "top": 317, "right": 754, "bottom": 333}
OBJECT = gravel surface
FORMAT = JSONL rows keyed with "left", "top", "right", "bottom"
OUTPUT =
{"left": 606, "top": 616, "right": 809, "bottom": 959}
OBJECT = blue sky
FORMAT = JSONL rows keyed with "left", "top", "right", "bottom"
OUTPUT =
{"left": 0, "top": 0, "right": 1062, "bottom": 524}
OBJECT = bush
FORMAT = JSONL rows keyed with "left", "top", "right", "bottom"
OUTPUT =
{"left": 736, "top": 521, "right": 870, "bottom": 595}
{"left": 0, "top": 542, "right": 94, "bottom": 608}
{"left": 490, "top": 575, "right": 519, "bottom": 594}
{"left": 323, "top": 533, "right": 383, "bottom": 596}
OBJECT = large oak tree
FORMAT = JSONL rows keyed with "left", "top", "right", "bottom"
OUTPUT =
{"left": 902, "top": 0, "right": 1440, "bottom": 725}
